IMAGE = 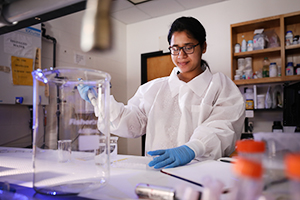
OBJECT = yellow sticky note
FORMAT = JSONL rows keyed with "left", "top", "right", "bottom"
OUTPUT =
{"left": 11, "top": 56, "right": 33, "bottom": 86}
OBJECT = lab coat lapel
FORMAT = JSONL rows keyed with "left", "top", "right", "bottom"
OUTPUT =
{"left": 187, "top": 68, "right": 212, "bottom": 98}
{"left": 168, "top": 67, "right": 213, "bottom": 98}
{"left": 168, "top": 67, "right": 184, "bottom": 98}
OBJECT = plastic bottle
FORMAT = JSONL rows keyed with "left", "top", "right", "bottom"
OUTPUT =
{"left": 231, "top": 157, "right": 264, "bottom": 200}
{"left": 253, "top": 33, "right": 265, "bottom": 50}
{"left": 285, "top": 31, "right": 293, "bottom": 46}
{"left": 245, "top": 88, "right": 254, "bottom": 110}
{"left": 295, "top": 64, "right": 300, "bottom": 75}
{"left": 236, "top": 140, "right": 265, "bottom": 163}
{"left": 262, "top": 57, "right": 270, "bottom": 78}
{"left": 285, "top": 153, "right": 300, "bottom": 200}
{"left": 257, "top": 94, "right": 265, "bottom": 109}
{"left": 247, "top": 40, "right": 253, "bottom": 51}
{"left": 238, "top": 58, "right": 245, "bottom": 71}
{"left": 265, "top": 86, "right": 272, "bottom": 109}
{"left": 286, "top": 62, "right": 294, "bottom": 76}
{"left": 269, "top": 62, "right": 277, "bottom": 77}
{"left": 277, "top": 65, "right": 281, "bottom": 77}
{"left": 245, "top": 57, "right": 252, "bottom": 70}
{"left": 241, "top": 35, "right": 247, "bottom": 52}
{"left": 272, "top": 121, "right": 283, "bottom": 132}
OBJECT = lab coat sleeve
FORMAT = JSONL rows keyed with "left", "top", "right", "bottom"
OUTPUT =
{"left": 108, "top": 93, "right": 147, "bottom": 138}
{"left": 108, "top": 80, "right": 162, "bottom": 138}
{"left": 186, "top": 73, "right": 245, "bottom": 160}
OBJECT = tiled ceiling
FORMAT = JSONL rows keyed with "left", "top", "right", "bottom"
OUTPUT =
{"left": 111, "top": 0, "right": 226, "bottom": 24}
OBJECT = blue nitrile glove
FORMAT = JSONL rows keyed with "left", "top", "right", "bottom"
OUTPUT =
{"left": 148, "top": 145, "right": 195, "bottom": 169}
{"left": 77, "top": 84, "right": 97, "bottom": 104}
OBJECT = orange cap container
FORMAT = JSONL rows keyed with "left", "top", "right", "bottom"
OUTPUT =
{"left": 233, "top": 157, "right": 263, "bottom": 179}
{"left": 236, "top": 140, "right": 265, "bottom": 153}
{"left": 285, "top": 153, "right": 300, "bottom": 180}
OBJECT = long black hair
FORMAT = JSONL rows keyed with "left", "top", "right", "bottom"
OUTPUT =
{"left": 168, "top": 16, "right": 209, "bottom": 68}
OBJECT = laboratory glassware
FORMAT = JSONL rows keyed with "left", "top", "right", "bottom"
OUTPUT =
{"left": 32, "top": 67, "right": 111, "bottom": 195}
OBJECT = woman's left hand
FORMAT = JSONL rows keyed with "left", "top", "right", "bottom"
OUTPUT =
{"left": 147, "top": 145, "right": 195, "bottom": 169}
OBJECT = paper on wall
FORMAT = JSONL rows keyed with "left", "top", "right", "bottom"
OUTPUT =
{"left": 11, "top": 56, "right": 33, "bottom": 86}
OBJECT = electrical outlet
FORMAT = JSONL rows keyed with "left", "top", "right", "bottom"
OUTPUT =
{"left": 249, "top": 121, "right": 253, "bottom": 127}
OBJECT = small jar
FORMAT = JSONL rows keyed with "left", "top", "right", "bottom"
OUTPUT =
{"left": 234, "top": 75, "right": 241, "bottom": 80}
{"left": 293, "top": 37, "right": 298, "bottom": 45}
{"left": 236, "top": 140, "right": 265, "bottom": 163}
{"left": 292, "top": 35, "right": 299, "bottom": 45}
{"left": 236, "top": 69, "right": 243, "bottom": 76}
{"left": 285, "top": 31, "right": 293, "bottom": 46}
{"left": 245, "top": 88, "right": 254, "bottom": 110}
{"left": 235, "top": 43, "right": 241, "bottom": 53}
{"left": 269, "top": 62, "right": 277, "bottom": 77}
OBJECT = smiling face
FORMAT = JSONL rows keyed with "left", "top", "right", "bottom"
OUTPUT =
{"left": 170, "top": 31, "right": 206, "bottom": 82}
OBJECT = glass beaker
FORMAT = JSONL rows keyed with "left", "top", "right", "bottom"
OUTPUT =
{"left": 32, "top": 67, "right": 111, "bottom": 195}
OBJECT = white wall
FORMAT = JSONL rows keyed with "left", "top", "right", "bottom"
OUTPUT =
{"left": 42, "top": 11, "right": 128, "bottom": 104}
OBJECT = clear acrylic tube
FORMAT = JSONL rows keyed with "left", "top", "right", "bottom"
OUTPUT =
{"left": 32, "top": 67, "right": 111, "bottom": 195}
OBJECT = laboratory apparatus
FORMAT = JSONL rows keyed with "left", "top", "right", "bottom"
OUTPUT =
{"left": 32, "top": 67, "right": 111, "bottom": 195}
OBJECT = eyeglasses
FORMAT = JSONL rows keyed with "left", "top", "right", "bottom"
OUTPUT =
{"left": 168, "top": 43, "right": 200, "bottom": 55}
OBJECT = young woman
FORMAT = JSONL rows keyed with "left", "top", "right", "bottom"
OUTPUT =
{"left": 79, "top": 16, "right": 245, "bottom": 169}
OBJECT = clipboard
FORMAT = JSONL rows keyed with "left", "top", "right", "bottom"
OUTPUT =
{"left": 160, "top": 160, "right": 236, "bottom": 193}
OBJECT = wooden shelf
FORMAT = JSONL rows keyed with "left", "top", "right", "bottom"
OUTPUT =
{"left": 234, "top": 47, "right": 281, "bottom": 57}
{"left": 234, "top": 75, "right": 300, "bottom": 86}
{"left": 231, "top": 11, "right": 300, "bottom": 86}
{"left": 285, "top": 43, "right": 300, "bottom": 50}
{"left": 253, "top": 108, "right": 283, "bottom": 111}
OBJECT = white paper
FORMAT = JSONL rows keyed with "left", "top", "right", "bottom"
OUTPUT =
{"left": 254, "top": 29, "right": 264, "bottom": 34}
{"left": 74, "top": 51, "right": 86, "bottom": 65}
{"left": 245, "top": 110, "right": 254, "bottom": 118}
{"left": 161, "top": 160, "right": 236, "bottom": 191}
{"left": 4, "top": 31, "right": 33, "bottom": 57}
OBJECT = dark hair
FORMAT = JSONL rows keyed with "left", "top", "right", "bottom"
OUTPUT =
{"left": 168, "top": 16, "right": 209, "bottom": 68}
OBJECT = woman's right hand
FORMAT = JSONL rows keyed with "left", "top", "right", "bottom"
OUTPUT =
{"left": 77, "top": 84, "right": 96, "bottom": 103}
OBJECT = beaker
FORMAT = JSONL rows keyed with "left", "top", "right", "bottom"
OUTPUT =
{"left": 32, "top": 67, "right": 111, "bottom": 195}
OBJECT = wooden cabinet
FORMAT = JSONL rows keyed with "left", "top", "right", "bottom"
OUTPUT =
{"left": 231, "top": 11, "right": 300, "bottom": 86}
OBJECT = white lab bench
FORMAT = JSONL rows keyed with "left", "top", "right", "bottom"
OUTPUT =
{"left": 0, "top": 147, "right": 216, "bottom": 199}
{"left": 0, "top": 147, "right": 288, "bottom": 200}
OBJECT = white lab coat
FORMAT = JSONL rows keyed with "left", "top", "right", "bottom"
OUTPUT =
{"left": 108, "top": 66, "right": 245, "bottom": 160}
